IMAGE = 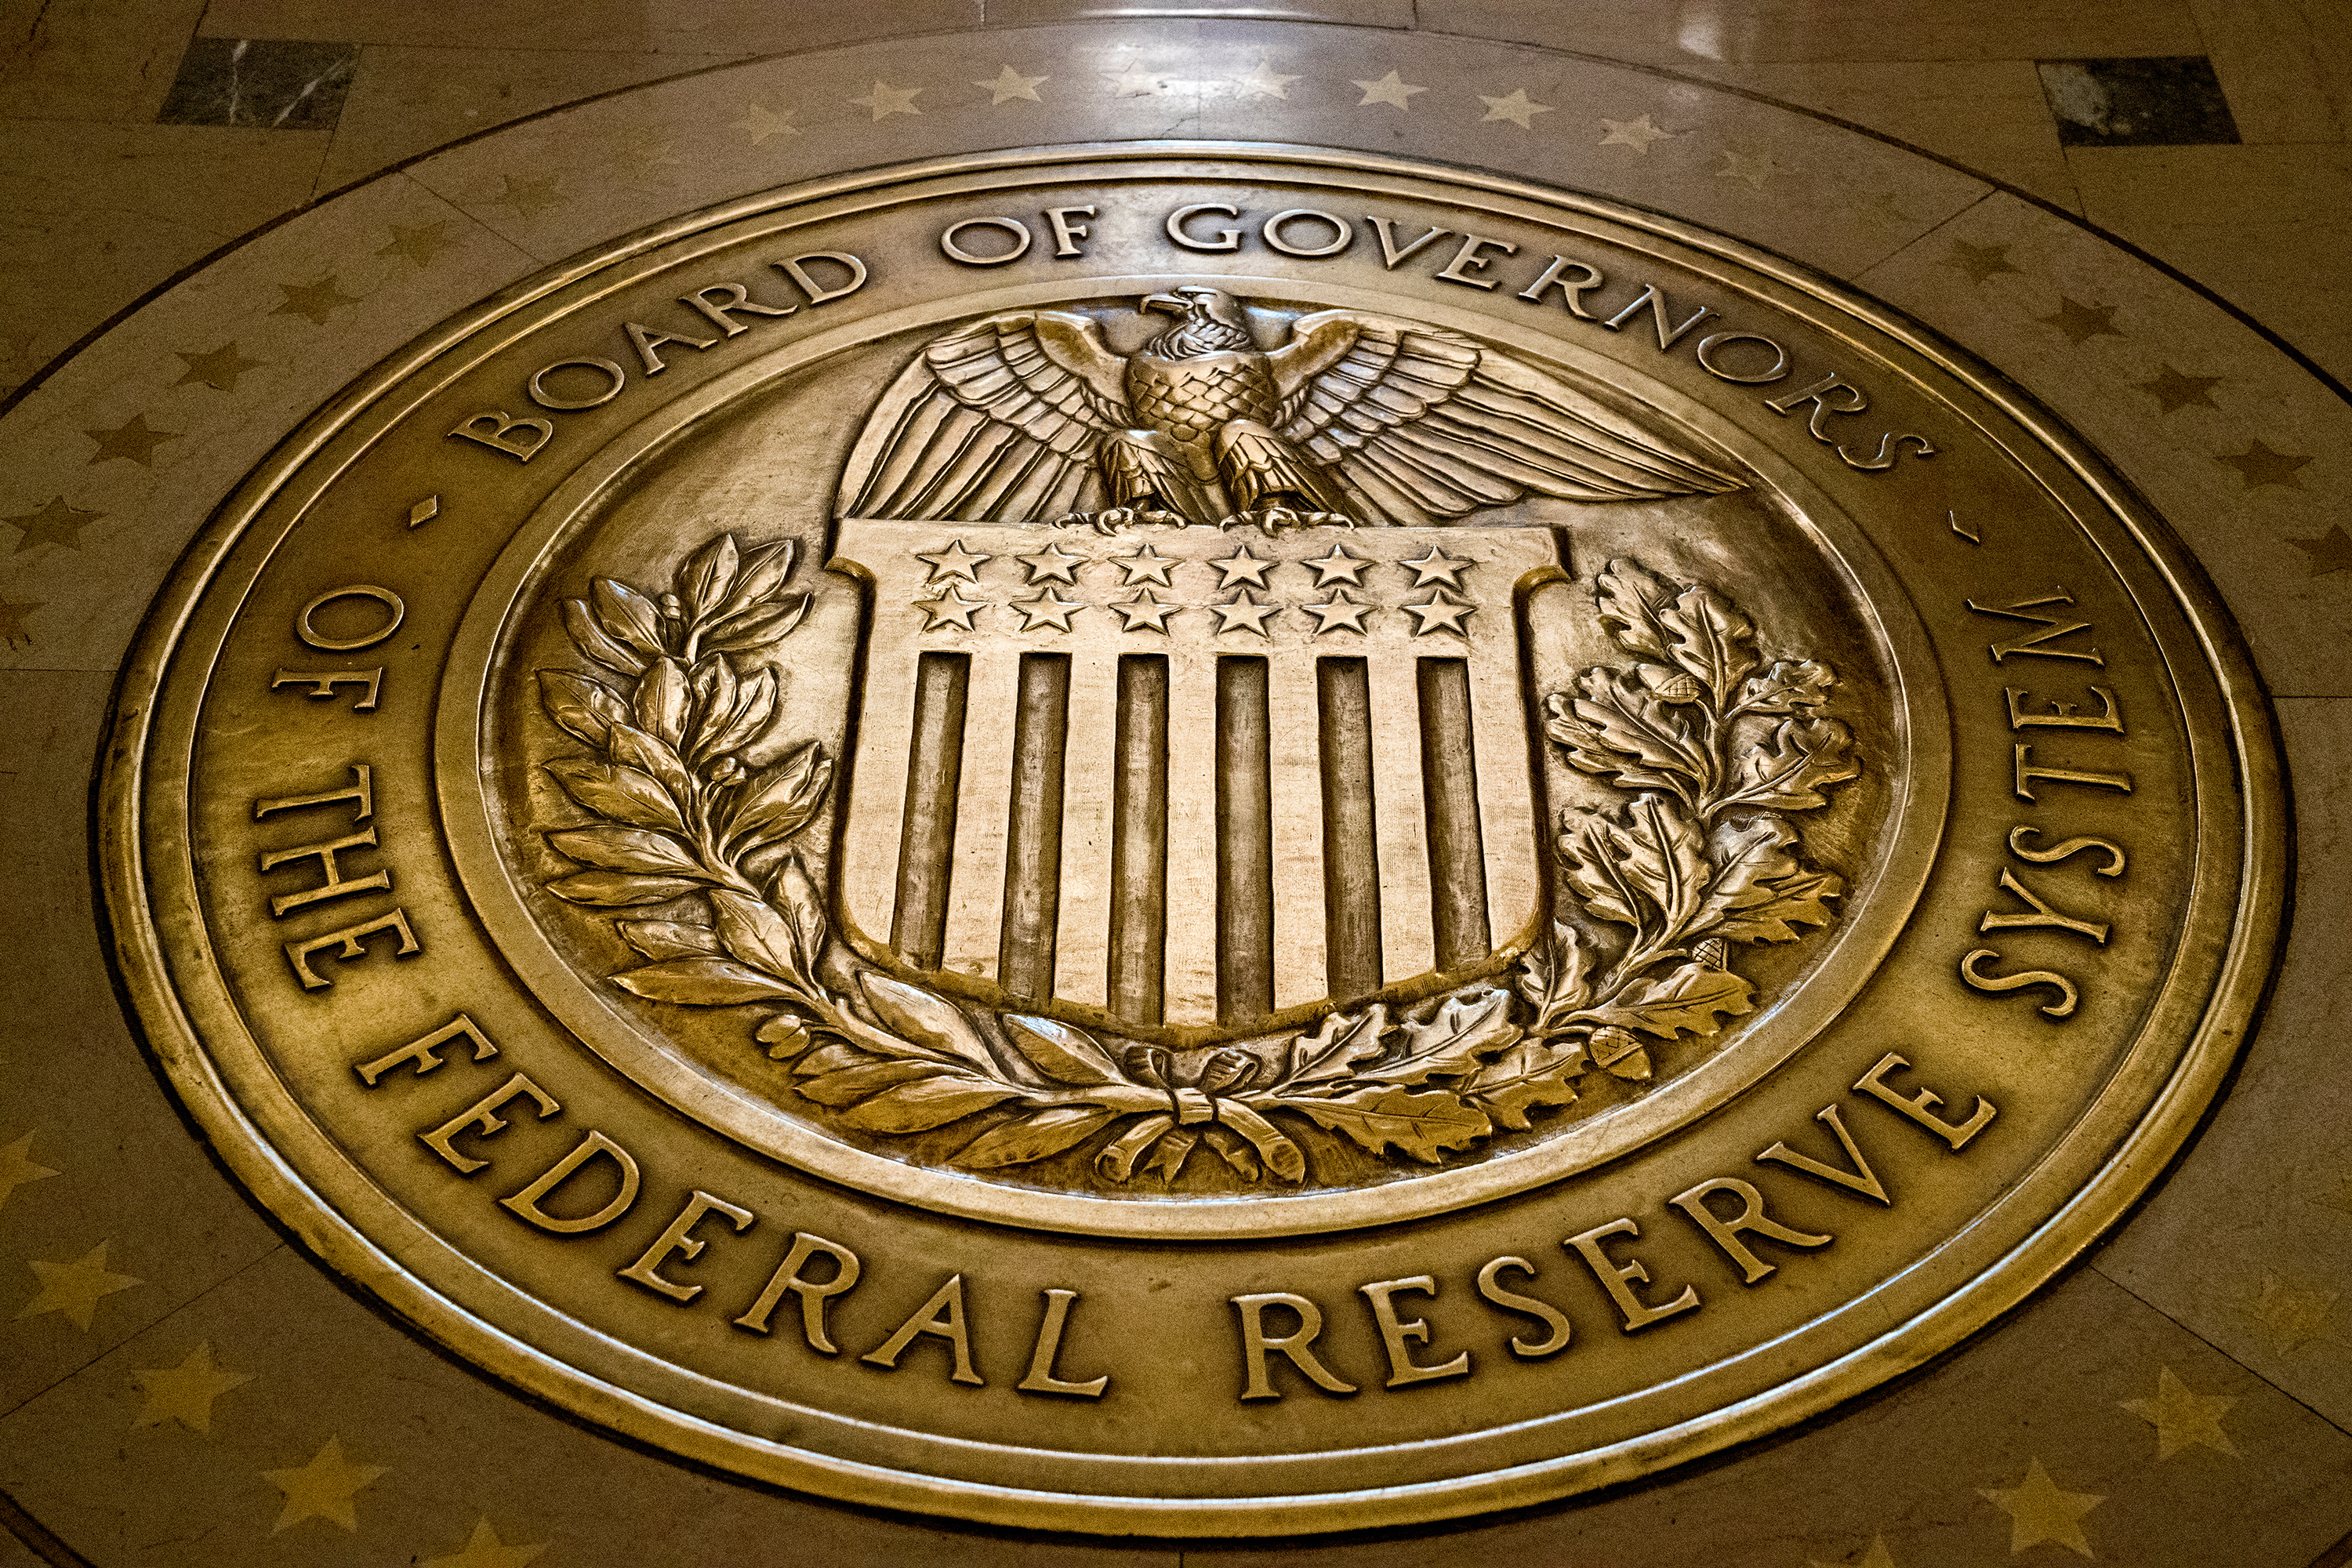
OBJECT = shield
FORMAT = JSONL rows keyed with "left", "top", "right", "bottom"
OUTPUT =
{"left": 827, "top": 519, "right": 1559, "bottom": 1040}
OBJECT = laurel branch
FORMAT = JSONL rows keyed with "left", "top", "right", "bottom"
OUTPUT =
{"left": 535, "top": 540, "right": 1857, "bottom": 1185}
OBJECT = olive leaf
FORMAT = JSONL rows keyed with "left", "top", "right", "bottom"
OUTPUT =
{"left": 769, "top": 855, "right": 830, "bottom": 978}
{"left": 612, "top": 956, "right": 798, "bottom": 1005}
{"left": 619, "top": 919, "right": 723, "bottom": 960}
{"left": 592, "top": 577, "right": 666, "bottom": 659}
{"left": 1002, "top": 1015, "right": 1123, "bottom": 1087}
{"left": 836, "top": 1074, "right": 1025, "bottom": 1134}
{"left": 858, "top": 971, "right": 1000, "bottom": 1076}
{"left": 604, "top": 722, "right": 694, "bottom": 804}
{"left": 538, "top": 669, "right": 630, "bottom": 747}
{"left": 709, "top": 888, "right": 804, "bottom": 982}
{"left": 723, "top": 539, "right": 798, "bottom": 618}
{"left": 561, "top": 599, "right": 647, "bottom": 676}
{"left": 707, "top": 596, "right": 811, "bottom": 655}
{"left": 546, "top": 870, "right": 703, "bottom": 906}
{"left": 543, "top": 757, "right": 686, "bottom": 834}
{"left": 794, "top": 1058, "right": 945, "bottom": 1106}
{"left": 677, "top": 533, "right": 740, "bottom": 621}
{"left": 546, "top": 825, "right": 703, "bottom": 878}
{"left": 633, "top": 659, "right": 691, "bottom": 747}
{"left": 953, "top": 1106, "right": 1121, "bottom": 1170}
{"left": 724, "top": 742, "right": 834, "bottom": 853}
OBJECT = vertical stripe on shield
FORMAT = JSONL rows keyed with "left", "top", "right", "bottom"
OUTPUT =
{"left": 1107, "top": 654, "right": 1169, "bottom": 1025}
{"left": 890, "top": 651, "right": 968, "bottom": 969}
{"left": 1216, "top": 655, "right": 1275, "bottom": 1022}
{"left": 1315, "top": 656, "right": 1381, "bottom": 1000}
{"left": 1417, "top": 656, "right": 1492, "bottom": 969}
{"left": 997, "top": 653, "right": 1070, "bottom": 1002}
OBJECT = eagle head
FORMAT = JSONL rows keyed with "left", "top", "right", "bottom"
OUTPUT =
{"left": 1138, "top": 285, "right": 1254, "bottom": 360}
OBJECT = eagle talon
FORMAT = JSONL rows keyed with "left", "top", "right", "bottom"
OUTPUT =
{"left": 1219, "top": 506, "right": 1354, "bottom": 532}
{"left": 1056, "top": 506, "right": 1185, "bottom": 535}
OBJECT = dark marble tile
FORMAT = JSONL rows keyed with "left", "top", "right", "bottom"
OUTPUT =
{"left": 2037, "top": 55, "right": 2242, "bottom": 146}
{"left": 156, "top": 37, "right": 358, "bottom": 130}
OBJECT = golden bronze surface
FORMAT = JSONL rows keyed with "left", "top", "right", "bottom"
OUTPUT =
{"left": 97, "top": 144, "right": 2283, "bottom": 1534}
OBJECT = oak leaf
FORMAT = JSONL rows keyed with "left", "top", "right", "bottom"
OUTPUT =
{"left": 1288, "top": 1005, "right": 1389, "bottom": 1085}
{"left": 1737, "top": 658, "right": 1835, "bottom": 715}
{"left": 1542, "top": 668, "right": 1705, "bottom": 797}
{"left": 1657, "top": 581, "right": 1758, "bottom": 699}
{"left": 1592, "top": 557, "right": 1679, "bottom": 660}
{"left": 1714, "top": 868, "right": 1843, "bottom": 942}
{"left": 1726, "top": 717, "right": 1860, "bottom": 812}
{"left": 1282, "top": 1085, "right": 1490, "bottom": 1163}
{"left": 1465, "top": 1039, "right": 1588, "bottom": 1131}
{"left": 1383, "top": 987, "right": 1520, "bottom": 1084}
{"left": 1586, "top": 960, "right": 1756, "bottom": 1040}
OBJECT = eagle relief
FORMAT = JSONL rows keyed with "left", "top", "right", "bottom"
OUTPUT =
{"left": 527, "top": 285, "right": 1863, "bottom": 1189}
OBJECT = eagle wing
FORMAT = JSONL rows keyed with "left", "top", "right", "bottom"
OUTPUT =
{"left": 1268, "top": 310, "right": 1746, "bottom": 524}
{"left": 836, "top": 311, "right": 1130, "bottom": 521}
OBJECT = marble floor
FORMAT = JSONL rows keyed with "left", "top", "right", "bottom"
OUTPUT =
{"left": 0, "top": 4, "right": 2348, "bottom": 1566}
{"left": 0, "top": 0, "right": 2344, "bottom": 404}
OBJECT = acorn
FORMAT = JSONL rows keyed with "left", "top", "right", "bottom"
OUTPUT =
{"left": 1590, "top": 1025, "right": 1642, "bottom": 1067}
{"left": 1640, "top": 665, "right": 1704, "bottom": 703}
{"left": 1695, "top": 937, "right": 1729, "bottom": 971}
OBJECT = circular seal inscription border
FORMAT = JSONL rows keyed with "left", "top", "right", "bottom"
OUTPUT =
{"left": 100, "top": 144, "right": 2283, "bottom": 1534}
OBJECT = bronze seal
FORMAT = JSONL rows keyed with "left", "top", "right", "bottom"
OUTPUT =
{"left": 100, "top": 145, "right": 2283, "bottom": 1533}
